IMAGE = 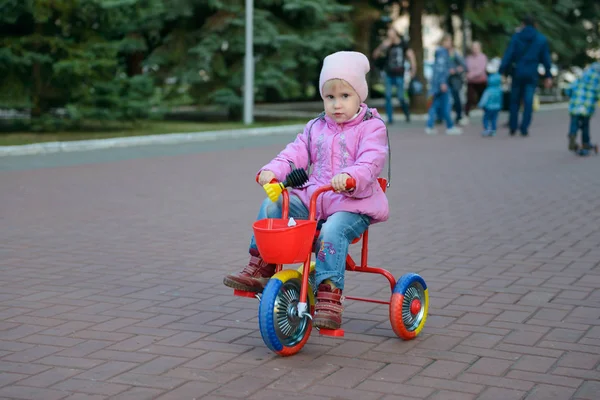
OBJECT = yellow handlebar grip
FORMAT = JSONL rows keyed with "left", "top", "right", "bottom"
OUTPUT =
{"left": 263, "top": 182, "right": 285, "bottom": 202}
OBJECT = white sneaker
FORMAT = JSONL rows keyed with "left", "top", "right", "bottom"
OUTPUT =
{"left": 446, "top": 127, "right": 463, "bottom": 135}
{"left": 425, "top": 127, "right": 437, "bottom": 135}
{"left": 459, "top": 117, "right": 469, "bottom": 126}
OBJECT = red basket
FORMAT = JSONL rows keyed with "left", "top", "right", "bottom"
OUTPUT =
{"left": 253, "top": 218, "right": 317, "bottom": 264}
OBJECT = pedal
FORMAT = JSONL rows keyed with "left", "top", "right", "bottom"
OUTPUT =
{"left": 318, "top": 328, "right": 345, "bottom": 337}
{"left": 233, "top": 289, "right": 260, "bottom": 299}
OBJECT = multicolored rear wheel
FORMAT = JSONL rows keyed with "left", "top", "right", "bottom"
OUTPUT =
{"left": 389, "top": 273, "right": 428, "bottom": 340}
{"left": 258, "top": 270, "right": 314, "bottom": 356}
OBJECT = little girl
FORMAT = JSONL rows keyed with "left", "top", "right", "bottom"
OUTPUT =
{"left": 223, "top": 51, "right": 390, "bottom": 330}
{"left": 478, "top": 73, "right": 503, "bottom": 136}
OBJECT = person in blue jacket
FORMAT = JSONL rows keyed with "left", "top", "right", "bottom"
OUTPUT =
{"left": 425, "top": 34, "right": 463, "bottom": 135}
{"left": 478, "top": 73, "right": 503, "bottom": 137}
{"left": 499, "top": 15, "right": 553, "bottom": 137}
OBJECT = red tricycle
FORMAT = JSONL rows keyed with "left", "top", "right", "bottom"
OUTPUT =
{"left": 232, "top": 169, "right": 429, "bottom": 357}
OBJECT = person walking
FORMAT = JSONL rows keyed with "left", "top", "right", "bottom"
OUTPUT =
{"left": 465, "top": 41, "right": 489, "bottom": 123}
{"left": 425, "top": 34, "right": 463, "bottom": 135}
{"left": 448, "top": 45, "right": 468, "bottom": 126}
{"left": 373, "top": 27, "right": 417, "bottom": 124}
{"left": 499, "top": 15, "right": 552, "bottom": 137}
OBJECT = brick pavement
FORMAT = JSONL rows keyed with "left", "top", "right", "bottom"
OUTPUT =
{"left": 1, "top": 109, "right": 599, "bottom": 399}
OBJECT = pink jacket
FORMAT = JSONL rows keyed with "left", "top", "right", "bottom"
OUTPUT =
{"left": 466, "top": 53, "right": 488, "bottom": 83}
{"left": 259, "top": 104, "right": 389, "bottom": 223}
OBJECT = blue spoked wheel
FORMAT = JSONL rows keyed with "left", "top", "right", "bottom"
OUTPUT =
{"left": 389, "top": 273, "right": 429, "bottom": 340}
{"left": 258, "top": 270, "right": 315, "bottom": 356}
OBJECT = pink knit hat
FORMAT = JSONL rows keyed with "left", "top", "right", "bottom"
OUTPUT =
{"left": 319, "top": 51, "right": 370, "bottom": 102}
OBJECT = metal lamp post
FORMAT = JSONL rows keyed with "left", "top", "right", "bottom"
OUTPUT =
{"left": 243, "top": 0, "right": 254, "bottom": 125}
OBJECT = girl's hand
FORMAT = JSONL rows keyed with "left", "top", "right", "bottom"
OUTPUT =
{"left": 331, "top": 173, "right": 352, "bottom": 192}
{"left": 258, "top": 170, "right": 276, "bottom": 186}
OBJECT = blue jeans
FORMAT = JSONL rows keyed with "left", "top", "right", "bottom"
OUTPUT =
{"left": 450, "top": 85, "right": 463, "bottom": 122}
{"left": 509, "top": 80, "right": 536, "bottom": 134}
{"left": 483, "top": 109, "right": 499, "bottom": 132}
{"left": 249, "top": 195, "right": 370, "bottom": 290}
{"left": 427, "top": 91, "right": 454, "bottom": 129}
{"left": 568, "top": 115, "right": 591, "bottom": 145}
{"left": 384, "top": 73, "right": 410, "bottom": 123}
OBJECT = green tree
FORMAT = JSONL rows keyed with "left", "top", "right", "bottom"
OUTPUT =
{"left": 419, "top": 0, "right": 599, "bottom": 68}
{"left": 465, "top": 0, "right": 600, "bottom": 66}
{"left": 146, "top": 0, "right": 354, "bottom": 118}
{"left": 0, "top": 0, "right": 161, "bottom": 130}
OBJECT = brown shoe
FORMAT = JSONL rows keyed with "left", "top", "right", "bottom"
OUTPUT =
{"left": 313, "top": 281, "right": 344, "bottom": 330}
{"left": 223, "top": 249, "right": 276, "bottom": 293}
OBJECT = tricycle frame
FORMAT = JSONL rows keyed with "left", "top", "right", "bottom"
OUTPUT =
{"left": 238, "top": 178, "right": 398, "bottom": 336}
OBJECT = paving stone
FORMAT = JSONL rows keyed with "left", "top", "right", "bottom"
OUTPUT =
{"left": 511, "top": 355, "right": 557, "bottom": 373}
{"left": 466, "top": 357, "right": 514, "bottom": 376}
{"left": 525, "top": 384, "right": 576, "bottom": 400}
{"left": 574, "top": 381, "right": 600, "bottom": 399}
{"left": 2, "top": 109, "right": 599, "bottom": 399}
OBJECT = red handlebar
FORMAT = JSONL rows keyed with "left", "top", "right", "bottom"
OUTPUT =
{"left": 260, "top": 175, "right": 355, "bottom": 190}
{"left": 308, "top": 176, "right": 356, "bottom": 220}
{"left": 258, "top": 173, "right": 356, "bottom": 221}
{"left": 345, "top": 177, "right": 356, "bottom": 190}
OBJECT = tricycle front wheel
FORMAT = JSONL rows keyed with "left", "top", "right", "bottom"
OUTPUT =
{"left": 258, "top": 270, "right": 314, "bottom": 356}
{"left": 389, "top": 273, "right": 429, "bottom": 340}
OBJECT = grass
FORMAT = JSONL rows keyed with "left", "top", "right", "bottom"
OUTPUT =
{"left": 0, "top": 119, "right": 306, "bottom": 146}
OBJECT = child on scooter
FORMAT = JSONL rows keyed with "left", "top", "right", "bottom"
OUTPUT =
{"left": 223, "top": 51, "right": 390, "bottom": 330}
{"left": 567, "top": 62, "right": 600, "bottom": 154}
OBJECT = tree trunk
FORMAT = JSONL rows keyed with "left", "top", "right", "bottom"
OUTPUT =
{"left": 350, "top": 3, "right": 381, "bottom": 90}
{"left": 31, "top": 62, "right": 42, "bottom": 118}
{"left": 446, "top": 13, "right": 454, "bottom": 39}
{"left": 127, "top": 52, "right": 144, "bottom": 76}
{"left": 459, "top": 0, "right": 468, "bottom": 55}
{"left": 409, "top": 0, "right": 428, "bottom": 113}
{"left": 31, "top": 23, "right": 43, "bottom": 118}
{"left": 351, "top": 3, "right": 380, "bottom": 58}
{"left": 126, "top": 33, "right": 145, "bottom": 76}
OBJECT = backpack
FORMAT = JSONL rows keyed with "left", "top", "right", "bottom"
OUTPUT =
{"left": 448, "top": 54, "right": 464, "bottom": 91}
{"left": 506, "top": 35, "right": 536, "bottom": 79}
{"left": 408, "top": 77, "right": 423, "bottom": 96}
{"left": 386, "top": 43, "right": 406, "bottom": 77}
